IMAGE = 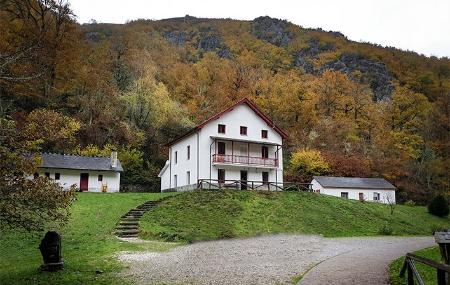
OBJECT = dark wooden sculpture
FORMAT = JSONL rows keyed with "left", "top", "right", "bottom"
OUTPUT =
{"left": 38, "top": 231, "right": 64, "bottom": 271}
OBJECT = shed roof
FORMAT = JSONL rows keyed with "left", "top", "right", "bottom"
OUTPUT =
{"left": 313, "top": 176, "right": 396, "bottom": 190}
{"left": 38, "top": 153, "right": 123, "bottom": 172}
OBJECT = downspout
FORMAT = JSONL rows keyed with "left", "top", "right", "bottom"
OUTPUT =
{"left": 209, "top": 139, "right": 215, "bottom": 183}
{"left": 197, "top": 132, "right": 200, "bottom": 183}
{"left": 169, "top": 147, "right": 172, "bottom": 189}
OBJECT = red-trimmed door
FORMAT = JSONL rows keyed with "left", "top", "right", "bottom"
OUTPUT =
{"left": 80, "top": 173, "right": 89, "bottom": 191}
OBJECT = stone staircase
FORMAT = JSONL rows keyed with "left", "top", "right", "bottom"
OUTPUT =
{"left": 114, "top": 200, "right": 160, "bottom": 238}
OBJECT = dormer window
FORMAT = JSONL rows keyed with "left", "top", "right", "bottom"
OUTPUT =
{"left": 218, "top": 124, "right": 226, "bottom": 134}
{"left": 261, "top": 130, "right": 268, "bottom": 139}
{"left": 240, "top": 126, "right": 247, "bottom": 135}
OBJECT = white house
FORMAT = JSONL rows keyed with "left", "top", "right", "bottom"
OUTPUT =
{"left": 32, "top": 152, "right": 123, "bottom": 192}
{"left": 311, "top": 176, "right": 396, "bottom": 204}
{"left": 159, "top": 98, "right": 288, "bottom": 192}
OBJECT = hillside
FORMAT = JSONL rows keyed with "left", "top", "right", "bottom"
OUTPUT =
{"left": 139, "top": 190, "right": 450, "bottom": 242}
{"left": 1, "top": 1, "right": 449, "bottom": 199}
{"left": 0, "top": 193, "right": 176, "bottom": 284}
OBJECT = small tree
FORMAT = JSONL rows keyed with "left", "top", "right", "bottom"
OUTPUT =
{"left": 428, "top": 195, "right": 449, "bottom": 217}
{"left": 0, "top": 119, "right": 75, "bottom": 231}
{"left": 289, "top": 149, "right": 330, "bottom": 182}
{"left": 384, "top": 192, "right": 396, "bottom": 215}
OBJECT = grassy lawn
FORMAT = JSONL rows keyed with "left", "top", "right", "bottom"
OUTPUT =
{"left": 389, "top": 246, "right": 443, "bottom": 285}
{"left": 0, "top": 192, "right": 177, "bottom": 285}
{"left": 140, "top": 190, "right": 450, "bottom": 242}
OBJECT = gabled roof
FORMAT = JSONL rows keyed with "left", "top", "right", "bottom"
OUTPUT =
{"left": 38, "top": 153, "right": 123, "bottom": 172}
{"left": 158, "top": 160, "right": 169, "bottom": 177}
{"left": 313, "top": 176, "right": 396, "bottom": 190}
{"left": 167, "top": 98, "right": 288, "bottom": 146}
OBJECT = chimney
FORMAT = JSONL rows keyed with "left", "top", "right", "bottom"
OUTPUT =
{"left": 110, "top": 151, "right": 118, "bottom": 168}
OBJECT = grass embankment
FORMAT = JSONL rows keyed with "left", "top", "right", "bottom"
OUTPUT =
{"left": 0, "top": 192, "right": 176, "bottom": 285}
{"left": 140, "top": 190, "right": 450, "bottom": 242}
{"left": 389, "top": 247, "right": 442, "bottom": 285}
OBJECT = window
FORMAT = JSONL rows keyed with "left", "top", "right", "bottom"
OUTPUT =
{"left": 262, "top": 172, "right": 269, "bottom": 185}
{"left": 261, "top": 130, "right": 268, "bottom": 139}
{"left": 174, "top": 175, "right": 177, "bottom": 187}
{"left": 55, "top": 173, "right": 61, "bottom": 180}
{"left": 45, "top": 172, "right": 50, "bottom": 178}
{"left": 218, "top": 124, "right": 226, "bottom": 134}
{"left": 187, "top": 145, "right": 191, "bottom": 160}
{"left": 261, "top": 146, "right": 269, "bottom": 158}
{"left": 373, "top": 192, "right": 380, "bottom": 201}
{"left": 187, "top": 171, "right": 190, "bottom": 185}
{"left": 218, "top": 169, "right": 225, "bottom": 184}
{"left": 175, "top": 151, "right": 178, "bottom": 164}
{"left": 359, "top": 192, "right": 364, "bottom": 201}
{"left": 341, "top": 192, "right": 349, "bottom": 199}
{"left": 217, "top": 141, "right": 226, "bottom": 155}
{"left": 98, "top": 174, "right": 103, "bottom": 182}
{"left": 240, "top": 126, "right": 247, "bottom": 135}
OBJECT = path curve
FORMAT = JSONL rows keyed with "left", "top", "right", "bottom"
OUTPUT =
{"left": 118, "top": 235, "right": 433, "bottom": 285}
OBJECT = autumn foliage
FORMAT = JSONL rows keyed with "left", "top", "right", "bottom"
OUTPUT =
{"left": 0, "top": 1, "right": 449, "bottom": 201}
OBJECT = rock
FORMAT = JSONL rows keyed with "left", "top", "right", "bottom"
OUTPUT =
{"left": 251, "top": 16, "right": 293, "bottom": 47}
{"left": 163, "top": 31, "right": 186, "bottom": 47}
{"left": 197, "top": 33, "right": 231, "bottom": 58}
{"left": 321, "top": 52, "right": 394, "bottom": 101}
{"left": 294, "top": 39, "right": 335, "bottom": 73}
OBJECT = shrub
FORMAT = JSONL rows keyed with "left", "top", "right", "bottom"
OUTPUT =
{"left": 404, "top": 200, "right": 416, "bottom": 207}
{"left": 428, "top": 195, "right": 449, "bottom": 217}
{"left": 378, "top": 222, "right": 393, "bottom": 235}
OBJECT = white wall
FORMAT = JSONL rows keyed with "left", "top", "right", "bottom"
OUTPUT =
{"left": 160, "top": 103, "right": 285, "bottom": 191}
{"left": 198, "top": 104, "right": 284, "bottom": 184}
{"left": 168, "top": 132, "right": 198, "bottom": 189}
{"left": 311, "top": 179, "right": 396, "bottom": 204}
{"left": 35, "top": 168, "right": 121, "bottom": 192}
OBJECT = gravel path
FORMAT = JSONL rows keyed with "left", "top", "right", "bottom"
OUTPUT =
{"left": 118, "top": 235, "right": 434, "bottom": 285}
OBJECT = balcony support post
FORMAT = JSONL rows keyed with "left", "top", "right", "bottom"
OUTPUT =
{"left": 247, "top": 142, "right": 250, "bottom": 164}
{"left": 232, "top": 141, "right": 234, "bottom": 163}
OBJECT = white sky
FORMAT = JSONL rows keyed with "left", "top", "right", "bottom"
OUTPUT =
{"left": 70, "top": 0, "right": 450, "bottom": 58}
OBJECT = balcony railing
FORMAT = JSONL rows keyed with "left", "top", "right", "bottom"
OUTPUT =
{"left": 212, "top": 154, "right": 278, "bottom": 167}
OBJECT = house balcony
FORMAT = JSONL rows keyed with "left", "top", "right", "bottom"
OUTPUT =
{"left": 212, "top": 154, "right": 278, "bottom": 168}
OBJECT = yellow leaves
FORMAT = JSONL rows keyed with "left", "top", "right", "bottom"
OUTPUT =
{"left": 391, "top": 131, "right": 424, "bottom": 160}
{"left": 23, "top": 109, "right": 81, "bottom": 152}
{"left": 290, "top": 149, "right": 330, "bottom": 176}
{"left": 390, "top": 87, "right": 432, "bottom": 131}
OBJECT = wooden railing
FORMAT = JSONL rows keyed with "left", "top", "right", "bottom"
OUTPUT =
{"left": 212, "top": 154, "right": 278, "bottom": 167}
{"left": 197, "top": 179, "right": 311, "bottom": 192}
{"left": 400, "top": 253, "right": 450, "bottom": 285}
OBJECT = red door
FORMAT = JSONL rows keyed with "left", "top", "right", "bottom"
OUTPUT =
{"left": 80, "top": 173, "right": 89, "bottom": 191}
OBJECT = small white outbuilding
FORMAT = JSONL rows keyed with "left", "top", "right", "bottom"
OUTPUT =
{"left": 33, "top": 152, "right": 123, "bottom": 192}
{"left": 311, "top": 176, "right": 396, "bottom": 204}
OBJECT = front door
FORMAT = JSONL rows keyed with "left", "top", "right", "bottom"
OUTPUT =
{"left": 80, "top": 173, "right": 89, "bottom": 192}
{"left": 240, "top": 170, "right": 247, "bottom": 190}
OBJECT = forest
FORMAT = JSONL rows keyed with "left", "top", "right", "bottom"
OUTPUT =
{"left": 0, "top": 0, "right": 449, "bottom": 202}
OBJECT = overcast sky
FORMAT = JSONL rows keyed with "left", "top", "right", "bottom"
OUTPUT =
{"left": 70, "top": 0, "right": 450, "bottom": 58}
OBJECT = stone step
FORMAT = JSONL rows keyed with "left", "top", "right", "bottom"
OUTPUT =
{"left": 121, "top": 217, "right": 139, "bottom": 221}
{"left": 116, "top": 225, "right": 138, "bottom": 230}
{"left": 119, "top": 221, "right": 139, "bottom": 225}
{"left": 123, "top": 214, "right": 143, "bottom": 218}
{"left": 115, "top": 229, "right": 139, "bottom": 235}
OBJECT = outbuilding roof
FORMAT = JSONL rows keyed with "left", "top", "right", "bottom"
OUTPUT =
{"left": 38, "top": 153, "right": 123, "bottom": 172}
{"left": 312, "top": 176, "right": 396, "bottom": 190}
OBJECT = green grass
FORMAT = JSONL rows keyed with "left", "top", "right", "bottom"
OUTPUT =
{"left": 0, "top": 192, "right": 177, "bottom": 285}
{"left": 389, "top": 247, "right": 442, "bottom": 285}
{"left": 140, "top": 190, "right": 450, "bottom": 242}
